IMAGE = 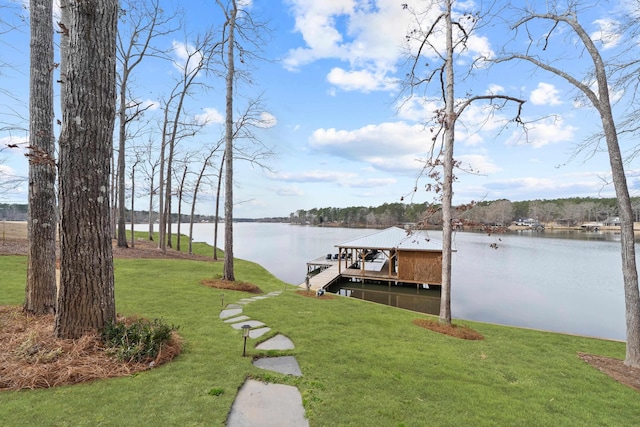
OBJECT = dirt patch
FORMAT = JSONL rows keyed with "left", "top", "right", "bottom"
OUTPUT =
{"left": 578, "top": 352, "right": 640, "bottom": 393}
{"left": 413, "top": 318, "right": 484, "bottom": 340}
{"left": 0, "top": 306, "right": 182, "bottom": 391}
{"left": 200, "top": 278, "right": 263, "bottom": 294}
{"left": 295, "top": 289, "right": 337, "bottom": 299}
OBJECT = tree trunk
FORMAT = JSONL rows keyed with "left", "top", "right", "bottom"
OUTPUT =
{"left": 157, "top": 105, "right": 169, "bottom": 251}
{"left": 439, "top": 0, "right": 454, "bottom": 325}
{"left": 148, "top": 173, "right": 154, "bottom": 241}
{"left": 600, "top": 96, "right": 640, "bottom": 368}
{"left": 222, "top": 5, "right": 236, "bottom": 280}
{"left": 25, "top": 0, "right": 57, "bottom": 315}
{"left": 116, "top": 67, "right": 129, "bottom": 248}
{"left": 214, "top": 152, "right": 225, "bottom": 260}
{"left": 130, "top": 163, "right": 135, "bottom": 248}
{"left": 55, "top": 0, "right": 118, "bottom": 339}
{"left": 176, "top": 164, "right": 188, "bottom": 251}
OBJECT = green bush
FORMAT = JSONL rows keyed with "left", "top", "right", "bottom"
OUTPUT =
{"left": 101, "top": 318, "right": 178, "bottom": 363}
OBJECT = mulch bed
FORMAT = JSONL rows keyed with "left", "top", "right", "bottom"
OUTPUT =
{"left": 413, "top": 318, "right": 485, "bottom": 340}
{"left": 0, "top": 306, "right": 182, "bottom": 391}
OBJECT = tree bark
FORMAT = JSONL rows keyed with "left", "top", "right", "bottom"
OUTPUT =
{"left": 116, "top": 66, "right": 129, "bottom": 248}
{"left": 222, "top": 3, "right": 237, "bottom": 281}
{"left": 55, "top": 0, "right": 118, "bottom": 339}
{"left": 25, "top": 0, "right": 57, "bottom": 315}
{"left": 438, "top": 0, "right": 454, "bottom": 325}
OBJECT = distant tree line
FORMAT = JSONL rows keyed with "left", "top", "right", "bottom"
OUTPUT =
{"left": 290, "top": 197, "right": 640, "bottom": 228}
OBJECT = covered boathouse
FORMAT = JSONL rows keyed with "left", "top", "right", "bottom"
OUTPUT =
{"left": 304, "top": 227, "right": 444, "bottom": 291}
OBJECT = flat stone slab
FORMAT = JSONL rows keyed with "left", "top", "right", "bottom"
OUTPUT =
{"left": 227, "top": 379, "right": 308, "bottom": 427}
{"left": 256, "top": 334, "right": 295, "bottom": 350}
{"left": 226, "top": 304, "right": 243, "bottom": 309}
{"left": 249, "top": 327, "right": 271, "bottom": 339}
{"left": 251, "top": 296, "right": 270, "bottom": 300}
{"left": 253, "top": 356, "right": 302, "bottom": 377}
{"left": 220, "top": 308, "right": 243, "bottom": 319}
{"left": 224, "top": 315, "right": 249, "bottom": 323}
{"left": 267, "top": 291, "right": 282, "bottom": 296}
{"left": 230, "top": 320, "right": 265, "bottom": 330}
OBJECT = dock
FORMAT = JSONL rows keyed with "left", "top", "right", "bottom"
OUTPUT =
{"left": 300, "top": 262, "right": 341, "bottom": 291}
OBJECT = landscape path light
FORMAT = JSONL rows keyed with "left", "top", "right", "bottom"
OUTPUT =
{"left": 242, "top": 324, "right": 251, "bottom": 356}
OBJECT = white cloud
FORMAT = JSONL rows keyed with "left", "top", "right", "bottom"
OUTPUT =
{"left": 272, "top": 185, "right": 305, "bottom": 196}
{"left": 310, "top": 121, "right": 429, "bottom": 161}
{"left": 457, "top": 154, "right": 501, "bottom": 175}
{"left": 194, "top": 108, "right": 224, "bottom": 126}
{"left": 591, "top": 19, "right": 621, "bottom": 50}
{"left": 530, "top": 82, "right": 562, "bottom": 106}
{"left": 269, "top": 170, "right": 358, "bottom": 183}
{"left": 505, "top": 116, "right": 576, "bottom": 148}
{"left": 284, "top": 0, "right": 493, "bottom": 93}
{"left": 327, "top": 68, "right": 397, "bottom": 92}
{"left": 486, "top": 84, "right": 505, "bottom": 95}
{"left": 257, "top": 112, "right": 278, "bottom": 128}
{"left": 171, "top": 40, "right": 204, "bottom": 75}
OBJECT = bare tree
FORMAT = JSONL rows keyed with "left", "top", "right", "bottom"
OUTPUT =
{"left": 189, "top": 141, "right": 222, "bottom": 254}
{"left": 129, "top": 153, "right": 141, "bottom": 248}
{"left": 403, "top": 0, "right": 525, "bottom": 324}
{"left": 216, "top": 0, "right": 271, "bottom": 280}
{"left": 24, "top": 0, "right": 57, "bottom": 315}
{"left": 115, "top": 0, "right": 179, "bottom": 248}
{"left": 55, "top": 0, "right": 118, "bottom": 339}
{"left": 157, "top": 32, "right": 215, "bottom": 251}
{"left": 496, "top": 3, "right": 640, "bottom": 367}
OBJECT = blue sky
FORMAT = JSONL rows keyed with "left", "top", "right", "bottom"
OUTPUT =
{"left": 1, "top": 0, "right": 639, "bottom": 218}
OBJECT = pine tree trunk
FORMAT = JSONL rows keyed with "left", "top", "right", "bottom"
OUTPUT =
{"left": 25, "top": 0, "right": 57, "bottom": 315}
{"left": 55, "top": 0, "right": 118, "bottom": 339}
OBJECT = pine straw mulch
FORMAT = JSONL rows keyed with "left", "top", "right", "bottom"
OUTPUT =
{"left": 413, "top": 318, "right": 485, "bottom": 340}
{"left": 0, "top": 306, "right": 182, "bottom": 391}
{"left": 200, "top": 278, "right": 263, "bottom": 294}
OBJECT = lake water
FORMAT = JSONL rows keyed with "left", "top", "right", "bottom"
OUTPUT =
{"left": 155, "top": 222, "right": 628, "bottom": 341}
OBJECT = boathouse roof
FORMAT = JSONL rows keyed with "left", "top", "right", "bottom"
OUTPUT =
{"left": 335, "top": 227, "right": 442, "bottom": 252}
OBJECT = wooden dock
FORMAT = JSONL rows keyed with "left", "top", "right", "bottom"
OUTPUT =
{"left": 300, "top": 264, "right": 341, "bottom": 291}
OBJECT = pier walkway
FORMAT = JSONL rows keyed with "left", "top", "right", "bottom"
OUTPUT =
{"left": 300, "top": 264, "right": 341, "bottom": 291}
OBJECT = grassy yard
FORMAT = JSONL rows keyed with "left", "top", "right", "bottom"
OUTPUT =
{"left": 0, "top": 245, "right": 637, "bottom": 426}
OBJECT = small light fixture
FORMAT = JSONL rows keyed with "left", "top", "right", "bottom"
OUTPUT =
{"left": 242, "top": 324, "right": 251, "bottom": 356}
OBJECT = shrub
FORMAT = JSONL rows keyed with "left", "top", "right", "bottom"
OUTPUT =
{"left": 101, "top": 318, "right": 178, "bottom": 363}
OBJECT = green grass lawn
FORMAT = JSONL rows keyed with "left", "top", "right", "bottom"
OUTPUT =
{"left": 1, "top": 244, "right": 637, "bottom": 426}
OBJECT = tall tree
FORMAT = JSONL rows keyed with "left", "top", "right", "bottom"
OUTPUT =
{"left": 215, "top": 0, "right": 272, "bottom": 280}
{"left": 24, "top": 0, "right": 57, "bottom": 315}
{"left": 403, "top": 0, "right": 524, "bottom": 324}
{"left": 218, "top": 0, "right": 238, "bottom": 280}
{"left": 158, "top": 32, "right": 214, "bottom": 251}
{"left": 115, "top": 0, "right": 178, "bottom": 248}
{"left": 55, "top": 0, "right": 118, "bottom": 339}
{"left": 497, "top": 3, "right": 640, "bottom": 367}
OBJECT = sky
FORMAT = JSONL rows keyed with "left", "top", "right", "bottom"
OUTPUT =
{"left": 2, "top": 0, "right": 640, "bottom": 218}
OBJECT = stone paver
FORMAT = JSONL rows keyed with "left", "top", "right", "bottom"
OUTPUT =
{"left": 256, "top": 334, "right": 295, "bottom": 350}
{"left": 249, "top": 327, "right": 271, "bottom": 339}
{"left": 227, "top": 379, "right": 309, "bottom": 427}
{"left": 220, "top": 308, "right": 243, "bottom": 319}
{"left": 224, "top": 315, "right": 249, "bottom": 323}
{"left": 253, "top": 356, "right": 302, "bottom": 377}
{"left": 230, "top": 320, "right": 265, "bottom": 329}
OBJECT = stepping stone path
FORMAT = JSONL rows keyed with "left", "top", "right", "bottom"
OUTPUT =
{"left": 220, "top": 291, "right": 309, "bottom": 427}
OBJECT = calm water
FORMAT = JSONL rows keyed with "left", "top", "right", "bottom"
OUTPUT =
{"left": 159, "top": 223, "right": 627, "bottom": 341}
